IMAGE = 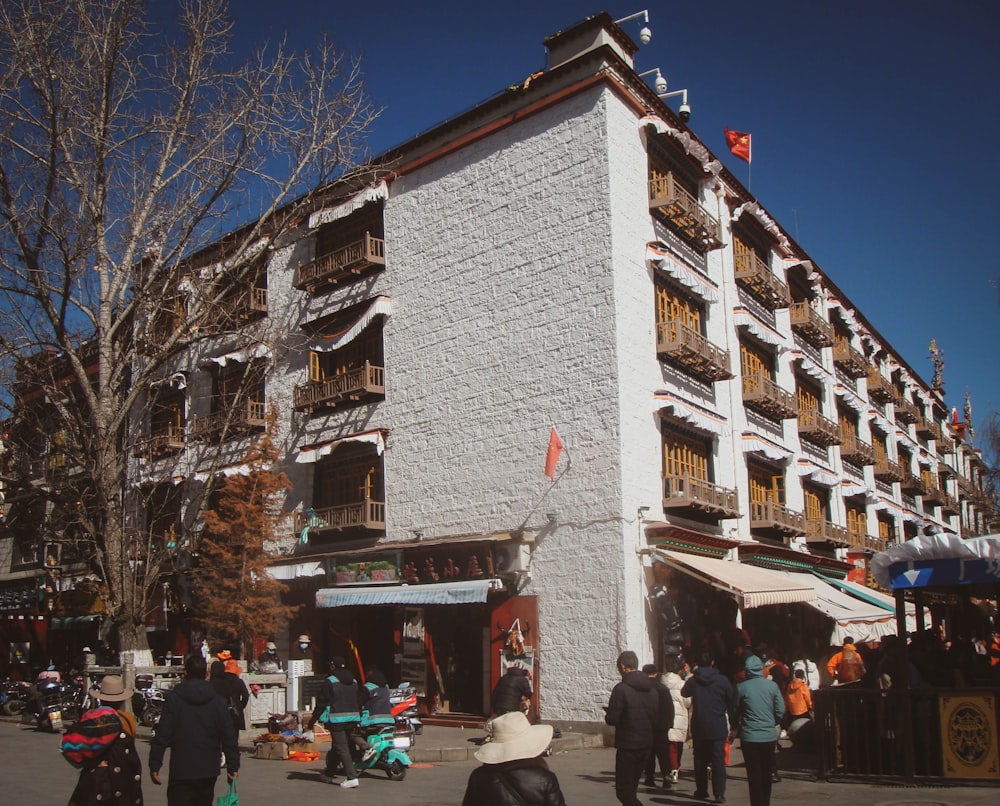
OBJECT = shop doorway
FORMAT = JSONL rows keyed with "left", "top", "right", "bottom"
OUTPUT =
{"left": 422, "top": 604, "right": 488, "bottom": 715}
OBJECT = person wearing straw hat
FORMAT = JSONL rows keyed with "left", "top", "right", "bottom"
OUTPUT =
{"left": 62, "top": 675, "right": 143, "bottom": 805}
{"left": 460, "top": 711, "right": 565, "bottom": 806}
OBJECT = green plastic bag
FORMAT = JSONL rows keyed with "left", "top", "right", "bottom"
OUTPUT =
{"left": 216, "top": 779, "right": 239, "bottom": 806}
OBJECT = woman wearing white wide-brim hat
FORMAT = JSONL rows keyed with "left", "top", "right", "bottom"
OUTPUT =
{"left": 461, "top": 711, "right": 566, "bottom": 806}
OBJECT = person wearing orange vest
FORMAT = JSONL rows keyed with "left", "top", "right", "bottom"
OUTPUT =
{"left": 826, "top": 638, "right": 866, "bottom": 685}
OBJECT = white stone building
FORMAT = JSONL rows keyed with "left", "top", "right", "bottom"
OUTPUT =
{"left": 12, "top": 10, "right": 988, "bottom": 722}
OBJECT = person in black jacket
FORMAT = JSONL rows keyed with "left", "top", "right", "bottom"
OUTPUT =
{"left": 209, "top": 660, "right": 250, "bottom": 733}
{"left": 682, "top": 654, "right": 737, "bottom": 804}
{"left": 605, "top": 650, "right": 660, "bottom": 806}
{"left": 641, "top": 663, "right": 675, "bottom": 789}
{"left": 492, "top": 664, "right": 533, "bottom": 715}
{"left": 307, "top": 656, "right": 361, "bottom": 788}
{"left": 461, "top": 710, "right": 565, "bottom": 806}
{"left": 149, "top": 653, "right": 238, "bottom": 806}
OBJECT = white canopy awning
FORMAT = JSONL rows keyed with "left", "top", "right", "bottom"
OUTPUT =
{"left": 733, "top": 308, "right": 786, "bottom": 350}
{"left": 267, "top": 562, "right": 327, "bottom": 581}
{"left": 296, "top": 430, "right": 386, "bottom": 463}
{"left": 308, "top": 182, "right": 389, "bottom": 230}
{"left": 654, "top": 391, "right": 727, "bottom": 436}
{"left": 204, "top": 343, "right": 272, "bottom": 367}
{"left": 645, "top": 243, "right": 720, "bottom": 303}
{"left": 654, "top": 549, "right": 817, "bottom": 609}
{"left": 741, "top": 432, "right": 793, "bottom": 463}
{"left": 316, "top": 578, "right": 502, "bottom": 607}
{"left": 306, "top": 297, "right": 392, "bottom": 353}
{"left": 770, "top": 570, "right": 899, "bottom": 645}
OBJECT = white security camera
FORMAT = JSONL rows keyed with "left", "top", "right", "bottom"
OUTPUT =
{"left": 654, "top": 74, "right": 667, "bottom": 94}
{"left": 639, "top": 26, "right": 651, "bottom": 45}
{"left": 678, "top": 103, "right": 691, "bottom": 122}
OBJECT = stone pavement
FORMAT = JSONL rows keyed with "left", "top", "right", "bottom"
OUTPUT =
{"left": 3, "top": 715, "right": 999, "bottom": 804}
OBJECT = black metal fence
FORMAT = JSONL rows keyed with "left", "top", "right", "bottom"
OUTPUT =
{"left": 813, "top": 685, "right": 1000, "bottom": 782}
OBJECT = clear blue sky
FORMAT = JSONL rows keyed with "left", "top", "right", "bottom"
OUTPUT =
{"left": 232, "top": 0, "right": 1000, "bottom": 440}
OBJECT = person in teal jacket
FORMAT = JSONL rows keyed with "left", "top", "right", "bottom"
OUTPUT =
{"left": 734, "top": 655, "right": 784, "bottom": 806}
{"left": 307, "top": 657, "right": 361, "bottom": 788}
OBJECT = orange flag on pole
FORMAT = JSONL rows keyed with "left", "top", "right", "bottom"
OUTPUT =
{"left": 544, "top": 427, "right": 563, "bottom": 479}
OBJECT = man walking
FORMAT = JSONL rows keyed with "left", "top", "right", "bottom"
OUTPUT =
{"left": 308, "top": 656, "right": 361, "bottom": 788}
{"left": 682, "top": 654, "right": 735, "bottom": 804}
{"left": 734, "top": 655, "right": 784, "bottom": 806}
{"left": 641, "top": 664, "right": 674, "bottom": 789}
{"left": 605, "top": 650, "right": 659, "bottom": 806}
{"left": 149, "top": 653, "right": 238, "bottom": 806}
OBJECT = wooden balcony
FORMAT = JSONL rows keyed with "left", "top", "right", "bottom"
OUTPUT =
{"left": 734, "top": 250, "right": 791, "bottom": 309}
{"left": 915, "top": 415, "right": 943, "bottom": 442}
{"left": 293, "top": 362, "right": 385, "bottom": 412}
{"left": 743, "top": 372, "right": 798, "bottom": 420}
{"left": 648, "top": 173, "right": 723, "bottom": 252}
{"left": 901, "top": 473, "right": 928, "bottom": 496}
{"left": 789, "top": 302, "right": 835, "bottom": 347}
{"left": 940, "top": 491, "right": 961, "bottom": 517}
{"left": 921, "top": 481, "right": 946, "bottom": 507}
{"left": 655, "top": 320, "right": 733, "bottom": 383}
{"left": 832, "top": 341, "right": 868, "bottom": 378}
{"left": 662, "top": 473, "right": 741, "bottom": 521}
{"left": 866, "top": 368, "right": 894, "bottom": 404}
{"left": 190, "top": 399, "right": 266, "bottom": 441}
{"left": 957, "top": 476, "right": 975, "bottom": 500}
{"left": 847, "top": 527, "right": 885, "bottom": 553}
{"left": 839, "top": 434, "right": 876, "bottom": 466}
{"left": 750, "top": 500, "right": 806, "bottom": 538}
{"left": 873, "top": 456, "right": 905, "bottom": 483}
{"left": 294, "top": 233, "right": 385, "bottom": 291}
{"left": 797, "top": 407, "right": 842, "bottom": 447}
{"left": 294, "top": 498, "right": 386, "bottom": 534}
{"left": 893, "top": 397, "right": 921, "bottom": 425}
{"left": 804, "top": 518, "right": 851, "bottom": 548}
{"left": 133, "top": 427, "right": 186, "bottom": 460}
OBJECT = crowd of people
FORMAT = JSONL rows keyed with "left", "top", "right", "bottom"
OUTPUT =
{"left": 50, "top": 621, "right": 1000, "bottom": 805}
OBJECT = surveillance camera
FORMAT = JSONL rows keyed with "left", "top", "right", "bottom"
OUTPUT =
{"left": 678, "top": 103, "right": 691, "bottom": 122}
{"left": 639, "top": 26, "right": 651, "bottom": 45}
{"left": 654, "top": 75, "right": 667, "bottom": 95}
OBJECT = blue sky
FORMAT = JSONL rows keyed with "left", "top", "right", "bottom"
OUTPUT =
{"left": 231, "top": 0, "right": 1000, "bottom": 440}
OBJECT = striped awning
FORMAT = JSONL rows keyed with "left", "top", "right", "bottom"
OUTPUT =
{"left": 316, "top": 579, "right": 502, "bottom": 608}
{"left": 654, "top": 549, "right": 816, "bottom": 609}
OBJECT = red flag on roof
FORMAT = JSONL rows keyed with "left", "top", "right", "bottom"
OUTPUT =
{"left": 724, "top": 127, "right": 752, "bottom": 163}
{"left": 544, "top": 427, "right": 563, "bottom": 479}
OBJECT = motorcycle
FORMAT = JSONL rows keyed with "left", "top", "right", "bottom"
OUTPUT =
{"left": 350, "top": 723, "right": 412, "bottom": 780}
{"left": 1, "top": 679, "right": 32, "bottom": 716}
{"left": 132, "top": 674, "right": 168, "bottom": 727}
{"left": 25, "top": 680, "right": 74, "bottom": 732}
{"left": 389, "top": 682, "right": 422, "bottom": 741}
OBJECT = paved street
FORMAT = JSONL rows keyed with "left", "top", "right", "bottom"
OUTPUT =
{"left": 3, "top": 719, "right": 998, "bottom": 804}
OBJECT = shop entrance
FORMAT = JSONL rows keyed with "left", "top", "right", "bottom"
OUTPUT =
{"left": 422, "top": 604, "right": 488, "bottom": 715}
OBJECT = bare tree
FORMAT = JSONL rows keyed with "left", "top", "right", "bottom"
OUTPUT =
{"left": 0, "top": 0, "right": 378, "bottom": 652}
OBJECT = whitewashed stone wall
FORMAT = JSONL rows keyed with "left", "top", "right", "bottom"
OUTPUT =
{"left": 379, "top": 86, "right": 664, "bottom": 721}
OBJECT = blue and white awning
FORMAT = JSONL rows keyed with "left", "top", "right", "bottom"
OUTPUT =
{"left": 316, "top": 578, "right": 502, "bottom": 608}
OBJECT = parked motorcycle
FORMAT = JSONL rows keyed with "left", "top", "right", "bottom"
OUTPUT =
{"left": 24, "top": 680, "right": 74, "bottom": 732}
{"left": 1, "top": 679, "right": 32, "bottom": 716}
{"left": 389, "top": 682, "right": 422, "bottom": 741}
{"left": 132, "top": 674, "right": 168, "bottom": 727}
{"left": 350, "top": 723, "right": 412, "bottom": 780}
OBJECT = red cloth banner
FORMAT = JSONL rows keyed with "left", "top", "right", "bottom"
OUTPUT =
{"left": 544, "top": 427, "right": 563, "bottom": 479}
{"left": 724, "top": 127, "right": 751, "bottom": 163}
